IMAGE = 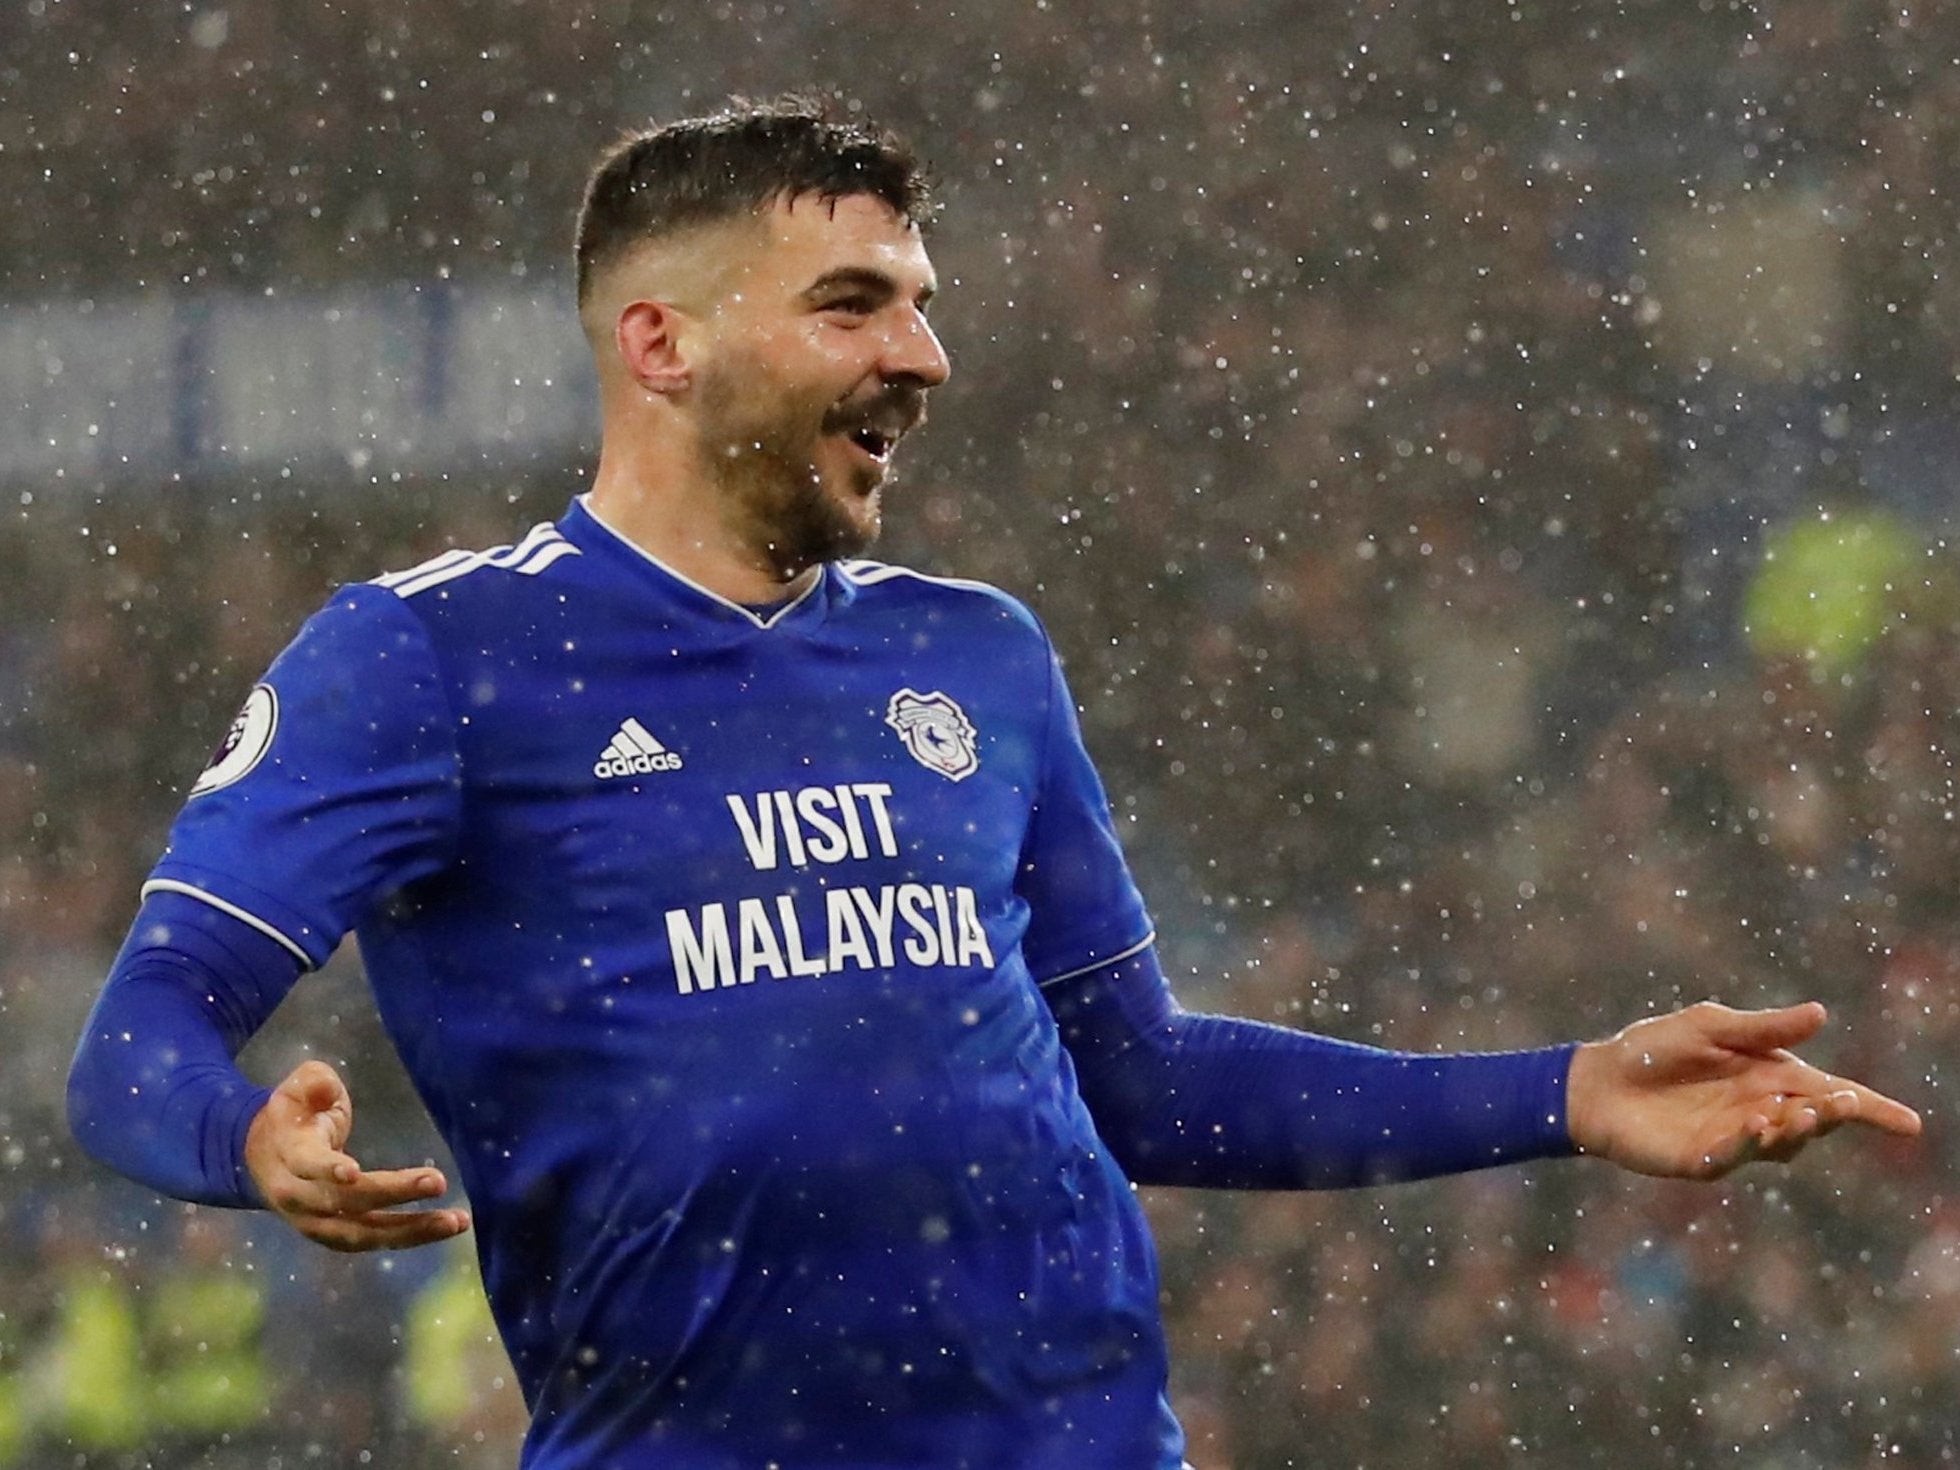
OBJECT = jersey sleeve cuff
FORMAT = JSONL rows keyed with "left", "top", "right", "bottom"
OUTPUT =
{"left": 212, "top": 1081, "right": 277, "bottom": 1210}
{"left": 1530, "top": 1041, "right": 1581, "bottom": 1158}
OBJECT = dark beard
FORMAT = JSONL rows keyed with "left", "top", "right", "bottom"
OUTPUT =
{"left": 746, "top": 460, "right": 876, "bottom": 579}
{"left": 694, "top": 368, "right": 881, "bottom": 582}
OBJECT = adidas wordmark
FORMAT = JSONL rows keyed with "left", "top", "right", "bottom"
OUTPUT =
{"left": 595, "top": 718, "right": 684, "bottom": 778}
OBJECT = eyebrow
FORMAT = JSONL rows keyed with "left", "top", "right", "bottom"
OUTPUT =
{"left": 801, "top": 266, "right": 936, "bottom": 311}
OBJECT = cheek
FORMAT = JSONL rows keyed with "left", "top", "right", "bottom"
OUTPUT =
{"left": 799, "top": 324, "right": 881, "bottom": 383}
{"left": 702, "top": 330, "right": 862, "bottom": 444}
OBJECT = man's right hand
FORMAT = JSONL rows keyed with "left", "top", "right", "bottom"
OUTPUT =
{"left": 244, "top": 1059, "right": 471, "bottom": 1252}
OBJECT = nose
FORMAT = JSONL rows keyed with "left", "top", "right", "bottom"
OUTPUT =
{"left": 883, "top": 308, "right": 951, "bottom": 389}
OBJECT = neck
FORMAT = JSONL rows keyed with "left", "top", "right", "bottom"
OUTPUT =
{"left": 585, "top": 432, "right": 820, "bottom": 607}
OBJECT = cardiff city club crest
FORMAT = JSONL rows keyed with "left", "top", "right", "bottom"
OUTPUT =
{"left": 885, "top": 688, "right": 980, "bottom": 781}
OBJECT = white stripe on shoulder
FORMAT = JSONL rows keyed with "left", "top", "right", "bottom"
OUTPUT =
{"left": 513, "top": 540, "right": 581, "bottom": 578}
{"left": 139, "top": 879, "right": 315, "bottom": 969}
{"left": 376, "top": 523, "right": 581, "bottom": 600}
{"left": 839, "top": 559, "right": 1000, "bottom": 595}
{"left": 373, "top": 547, "right": 473, "bottom": 590}
{"left": 1034, "top": 930, "right": 1158, "bottom": 989}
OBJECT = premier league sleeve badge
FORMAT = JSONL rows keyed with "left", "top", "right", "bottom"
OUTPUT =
{"left": 190, "top": 684, "right": 280, "bottom": 797}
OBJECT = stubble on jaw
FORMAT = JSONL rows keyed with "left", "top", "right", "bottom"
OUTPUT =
{"left": 690, "top": 355, "right": 881, "bottom": 583}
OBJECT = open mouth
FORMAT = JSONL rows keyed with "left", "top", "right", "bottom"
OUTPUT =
{"left": 847, "top": 426, "right": 895, "bottom": 462}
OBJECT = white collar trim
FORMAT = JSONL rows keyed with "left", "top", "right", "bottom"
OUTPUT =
{"left": 576, "top": 494, "right": 825, "bottom": 631}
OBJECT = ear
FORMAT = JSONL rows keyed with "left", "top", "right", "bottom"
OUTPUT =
{"left": 615, "top": 300, "right": 691, "bottom": 394}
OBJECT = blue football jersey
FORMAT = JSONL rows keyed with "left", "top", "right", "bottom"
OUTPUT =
{"left": 145, "top": 496, "right": 1182, "bottom": 1469}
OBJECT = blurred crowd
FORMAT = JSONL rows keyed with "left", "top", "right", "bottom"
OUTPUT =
{"left": 7, "top": 0, "right": 1960, "bottom": 1466}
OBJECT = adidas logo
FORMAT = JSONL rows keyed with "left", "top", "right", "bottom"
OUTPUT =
{"left": 594, "top": 718, "right": 684, "bottom": 778}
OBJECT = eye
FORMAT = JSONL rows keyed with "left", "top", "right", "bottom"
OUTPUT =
{"left": 820, "top": 295, "right": 876, "bottom": 321}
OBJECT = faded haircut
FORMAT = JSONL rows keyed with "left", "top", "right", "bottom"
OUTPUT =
{"left": 574, "top": 95, "right": 936, "bottom": 309}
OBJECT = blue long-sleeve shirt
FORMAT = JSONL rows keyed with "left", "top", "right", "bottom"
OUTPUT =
{"left": 73, "top": 894, "right": 1574, "bottom": 1206}
{"left": 70, "top": 496, "right": 1575, "bottom": 1470}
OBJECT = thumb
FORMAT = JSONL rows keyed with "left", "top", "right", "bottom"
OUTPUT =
{"left": 1695, "top": 1000, "right": 1827, "bottom": 1054}
{"left": 283, "top": 1059, "right": 352, "bottom": 1142}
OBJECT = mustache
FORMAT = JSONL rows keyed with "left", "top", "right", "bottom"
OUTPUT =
{"left": 821, "top": 384, "right": 929, "bottom": 436}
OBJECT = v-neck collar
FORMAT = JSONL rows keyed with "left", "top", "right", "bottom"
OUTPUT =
{"left": 563, "top": 494, "right": 832, "bottom": 633}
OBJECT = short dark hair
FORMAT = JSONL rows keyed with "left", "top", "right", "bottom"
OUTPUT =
{"left": 574, "top": 95, "right": 935, "bottom": 308}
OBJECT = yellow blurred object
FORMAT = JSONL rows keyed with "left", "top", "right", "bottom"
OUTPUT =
{"left": 1744, "top": 509, "right": 1917, "bottom": 674}
{"left": 49, "top": 1267, "right": 144, "bottom": 1452}
{"left": 143, "top": 1266, "right": 269, "bottom": 1437}
{"left": 405, "top": 1239, "right": 509, "bottom": 1431}
{"left": 0, "top": 1374, "right": 25, "bottom": 1467}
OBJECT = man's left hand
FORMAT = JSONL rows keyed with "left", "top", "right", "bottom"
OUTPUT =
{"left": 1565, "top": 1000, "right": 1922, "bottom": 1179}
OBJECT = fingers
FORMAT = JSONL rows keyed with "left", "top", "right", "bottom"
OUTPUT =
{"left": 1785, "top": 1077, "right": 1924, "bottom": 1140}
{"left": 280, "top": 1129, "right": 361, "bottom": 1199}
{"left": 1834, "top": 1081, "right": 1923, "bottom": 1138}
{"left": 297, "top": 1207, "right": 472, "bottom": 1255}
{"left": 1688, "top": 1098, "right": 1823, "bottom": 1177}
{"left": 328, "top": 1164, "right": 453, "bottom": 1211}
{"left": 1693, "top": 999, "right": 1829, "bottom": 1054}
{"left": 270, "top": 1159, "right": 451, "bottom": 1217}
{"left": 261, "top": 1156, "right": 465, "bottom": 1251}
{"left": 1744, "top": 1097, "right": 1828, "bottom": 1161}
{"left": 1739, "top": 1081, "right": 1923, "bottom": 1164}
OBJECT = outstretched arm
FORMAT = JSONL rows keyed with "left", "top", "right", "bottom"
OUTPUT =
{"left": 1045, "top": 946, "right": 1577, "bottom": 1189}
{"left": 69, "top": 890, "right": 468, "bottom": 1250}
{"left": 1045, "top": 946, "right": 1920, "bottom": 1189}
